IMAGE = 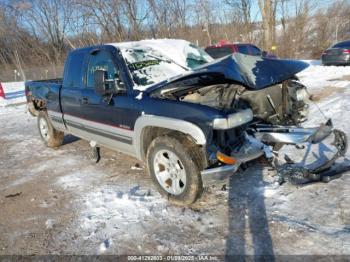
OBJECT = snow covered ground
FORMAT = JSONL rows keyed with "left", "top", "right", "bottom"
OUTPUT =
{"left": 299, "top": 60, "right": 350, "bottom": 91}
{"left": 0, "top": 63, "right": 350, "bottom": 256}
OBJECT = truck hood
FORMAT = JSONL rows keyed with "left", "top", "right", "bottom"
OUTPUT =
{"left": 147, "top": 53, "right": 309, "bottom": 93}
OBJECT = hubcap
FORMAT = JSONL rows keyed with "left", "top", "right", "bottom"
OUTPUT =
{"left": 39, "top": 117, "right": 49, "bottom": 141}
{"left": 153, "top": 150, "right": 187, "bottom": 195}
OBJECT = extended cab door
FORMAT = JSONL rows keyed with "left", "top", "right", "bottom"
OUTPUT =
{"left": 59, "top": 50, "right": 86, "bottom": 130}
{"left": 73, "top": 48, "right": 137, "bottom": 156}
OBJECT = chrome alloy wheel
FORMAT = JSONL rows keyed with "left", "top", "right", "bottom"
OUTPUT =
{"left": 39, "top": 117, "right": 49, "bottom": 142}
{"left": 153, "top": 149, "right": 187, "bottom": 195}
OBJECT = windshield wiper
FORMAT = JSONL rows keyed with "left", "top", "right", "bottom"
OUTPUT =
{"left": 129, "top": 48, "right": 190, "bottom": 71}
{"left": 147, "top": 53, "right": 189, "bottom": 71}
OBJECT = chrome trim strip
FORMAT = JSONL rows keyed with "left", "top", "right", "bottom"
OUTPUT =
{"left": 51, "top": 116, "right": 64, "bottom": 124}
{"left": 65, "top": 119, "right": 132, "bottom": 145}
{"left": 67, "top": 124, "right": 136, "bottom": 157}
{"left": 48, "top": 110, "right": 135, "bottom": 153}
{"left": 48, "top": 110, "right": 63, "bottom": 119}
{"left": 63, "top": 114, "right": 134, "bottom": 138}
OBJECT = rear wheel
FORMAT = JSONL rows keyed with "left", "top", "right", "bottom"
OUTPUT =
{"left": 147, "top": 135, "right": 203, "bottom": 206}
{"left": 37, "top": 111, "right": 64, "bottom": 148}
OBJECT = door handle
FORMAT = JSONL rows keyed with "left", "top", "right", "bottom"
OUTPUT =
{"left": 80, "top": 97, "right": 89, "bottom": 104}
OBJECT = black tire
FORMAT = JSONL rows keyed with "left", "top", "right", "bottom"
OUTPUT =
{"left": 146, "top": 135, "right": 203, "bottom": 206}
{"left": 37, "top": 111, "right": 64, "bottom": 148}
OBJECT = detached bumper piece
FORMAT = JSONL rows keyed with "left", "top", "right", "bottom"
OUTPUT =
{"left": 251, "top": 119, "right": 348, "bottom": 185}
{"left": 252, "top": 119, "right": 334, "bottom": 145}
{"left": 201, "top": 164, "right": 240, "bottom": 187}
{"left": 278, "top": 129, "right": 348, "bottom": 185}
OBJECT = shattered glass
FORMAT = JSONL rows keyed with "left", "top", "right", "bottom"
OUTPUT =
{"left": 121, "top": 43, "right": 212, "bottom": 88}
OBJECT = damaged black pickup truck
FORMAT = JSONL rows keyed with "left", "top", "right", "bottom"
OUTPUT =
{"left": 25, "top": 39, "right": 347, "bottom": 205}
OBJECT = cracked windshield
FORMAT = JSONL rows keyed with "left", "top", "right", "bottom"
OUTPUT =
{"left": 122, "top": 44, "right": 213, "bottom": 87}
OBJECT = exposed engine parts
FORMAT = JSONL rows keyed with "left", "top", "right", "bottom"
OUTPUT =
{"left": 179, "top": 79, "right": 309, "bottom": 126}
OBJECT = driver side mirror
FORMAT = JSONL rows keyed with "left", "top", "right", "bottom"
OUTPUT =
{"left": 94, "top": 69, "right": 107, "bottom": 95}
{"left": 94, "top": 69, "right": 126, "bottom": 95}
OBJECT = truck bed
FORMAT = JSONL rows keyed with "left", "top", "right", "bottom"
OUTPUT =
{"left": 25, "top": 78, "right": 62, "bottom": 101}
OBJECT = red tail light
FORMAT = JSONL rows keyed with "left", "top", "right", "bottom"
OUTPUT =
{"left": 343, "top": 49, "right": 350, "bottom": 54}
{"left": 0, "top": 83, "right": 4, "bottom": 98}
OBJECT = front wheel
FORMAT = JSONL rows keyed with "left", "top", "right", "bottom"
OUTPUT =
{"left": 146, "top": 135, "right": 203, "bottom": 206}
{"left": 37, "top": 111, "right": 64, "bottom": 148}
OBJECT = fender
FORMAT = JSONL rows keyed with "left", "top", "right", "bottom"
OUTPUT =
{"left": 133, "top": 115, "right": 207, "bottom": 160}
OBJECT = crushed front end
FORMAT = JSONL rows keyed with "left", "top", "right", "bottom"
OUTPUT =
{"left": 149, "top": 53, "right": 348, "bottom": 186}
{"left": 200, "top": 79, "right": 348, "bottom": 187}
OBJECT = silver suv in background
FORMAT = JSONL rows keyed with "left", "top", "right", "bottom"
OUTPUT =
{"left": 321, "top": 40, "right": 350, "bottom": 66}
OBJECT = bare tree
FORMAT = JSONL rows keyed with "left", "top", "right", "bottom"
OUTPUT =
{"left": 258, "top": 0, "right": 277, "bottom": 50}
{"left": 75, "top": 0, "right": 125, "bottom": 43}
{"left": 121, "top": 0, "right": 150, "bottom": 40}
{"left": 19, "top": 0, "right": 74, "bottom": 64}
{"left": 225, "top": 0, "right": 253, "bottom": 41}
{"left": 193, "top": 0, "right": 216, "bottom": 45}
{"left": 147, "top": 0, "right": 188, "bottom": 38}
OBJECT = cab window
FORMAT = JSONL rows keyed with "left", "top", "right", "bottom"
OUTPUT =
{"left": 86, "top": 50, "right": 119, "bottom": 89}
{"left": 205, "top": 47, "right": 233, "bottom": 59}
{"left": 63, "top": 51, "right": 85, "bottom": 88}
{"left": 250, "top": 46, "right": 262, "bottom": 56}
{"left": 236, "top": 45, "right": 250, "bottom": 55}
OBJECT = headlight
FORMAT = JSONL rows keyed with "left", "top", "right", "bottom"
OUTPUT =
{"left": 213, "top": 109, "right": 253, "bottom": 130}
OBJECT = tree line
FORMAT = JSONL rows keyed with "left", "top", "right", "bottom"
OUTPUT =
{"left": 0, "top": 0, "right": 349, "bottom": 81}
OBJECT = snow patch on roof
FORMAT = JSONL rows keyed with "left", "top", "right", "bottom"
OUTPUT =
{"left": 107, "top": 39, "right": 213, "bottom": 91}
{"left": 108, "top": 39, "right": 194, "bottom": 68}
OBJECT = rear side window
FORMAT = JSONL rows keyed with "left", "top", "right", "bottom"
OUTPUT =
{"left": 205, "top": 47, "right": 233, "bottom": 59}
{"left": 236, "top": 45, "right": 250, "bottom": 55}
{"left": 63, "top": 51, "right": 85, "bottom": 88}
{"left": 332, "top": 41, "right": 350, "bottom": 48}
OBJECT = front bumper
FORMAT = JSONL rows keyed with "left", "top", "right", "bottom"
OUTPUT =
{"left": 201, "top": 164, "right": 240, "bottom": 187}
{"left": 200, "top": 134, "right": 265, "bottom": 187}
